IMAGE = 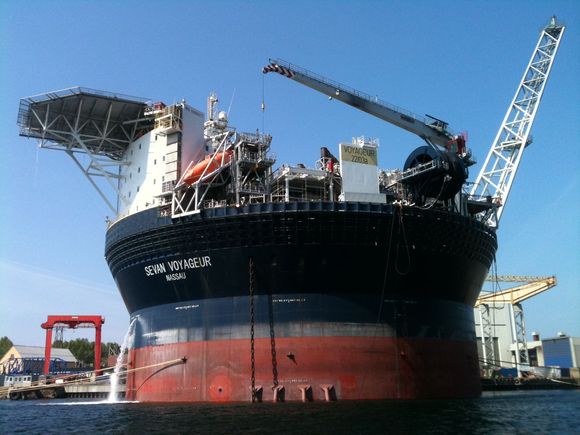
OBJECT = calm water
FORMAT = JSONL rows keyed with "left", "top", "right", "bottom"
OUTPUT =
{"left": 1, "top": 390, "right": 579, "bottom": 434}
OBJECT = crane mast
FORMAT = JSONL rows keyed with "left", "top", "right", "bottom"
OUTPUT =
{"left": 262, "top": 59, "right": 456, "bottom": 149}
{"left": 469, "top": 17, "right": 565, "bottom": 229}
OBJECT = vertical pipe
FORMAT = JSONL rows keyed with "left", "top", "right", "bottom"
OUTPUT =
{"left": 94, "top": 324, "right": 102, "bottom": 375}
{"left": 329, "top": 176, "right": 334, "bottom": 201}
{"left": 478, "top": 307, "right": 488, "bottom": 368}
{"left": 508, "top": 304, "right": 521, "bottom": 377}
{"left": 43, "top": 328, "right": 53, "bottom": 375}
{"left": 235, "top": 148, "right": 240, "bottom": 205}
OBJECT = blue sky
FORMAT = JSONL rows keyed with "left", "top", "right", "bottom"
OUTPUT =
{"left": 0, "top": 0, "right": 578, "bottom": 345}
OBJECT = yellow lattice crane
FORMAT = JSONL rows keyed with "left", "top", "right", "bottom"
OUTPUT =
{"left": 477, "top": 276, "right": 557, "bottom": 306}
{"left": 476, "top": 275, "right": 557, "bottom": 376}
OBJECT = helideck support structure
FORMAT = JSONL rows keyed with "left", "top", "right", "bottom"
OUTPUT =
{"left": 17, "top": 87, "right": 150, "bottom": 213}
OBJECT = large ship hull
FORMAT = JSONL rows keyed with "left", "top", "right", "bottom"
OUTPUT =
{"left": 105, "top": 202, "right": 497, "bottom": 402}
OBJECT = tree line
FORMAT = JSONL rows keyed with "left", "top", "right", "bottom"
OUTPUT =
{"left": 53, "top": 339, "right": 121, "bottom": 366}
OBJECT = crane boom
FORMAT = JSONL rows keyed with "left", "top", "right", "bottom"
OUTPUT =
{"left": 469, "top": 17, "right": 565, "bottom": 229}
{"left": 477, "top": 275, "right": 557, "bottom": 305}
{"left": 262, "top": 58, "right": 455, "bottom": 149}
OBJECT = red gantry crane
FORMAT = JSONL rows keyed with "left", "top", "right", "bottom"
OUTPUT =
{"left": 41, "top": 315, "right": 105, "bottom": 375}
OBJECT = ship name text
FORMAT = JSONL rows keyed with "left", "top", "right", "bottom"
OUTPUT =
{"left": 144, "top": 256, "right": 212, "bottom": 278}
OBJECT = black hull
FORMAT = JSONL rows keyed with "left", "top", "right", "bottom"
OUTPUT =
{"left": 105, "top": 201, "right": 497, "bottom": 401}
{"left": 106, "top": 202, "right": 497, "bottom": 313}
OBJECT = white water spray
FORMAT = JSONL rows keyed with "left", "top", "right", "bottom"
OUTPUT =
{"left": 108, "top": 318, "right": 136, "bottom": 403}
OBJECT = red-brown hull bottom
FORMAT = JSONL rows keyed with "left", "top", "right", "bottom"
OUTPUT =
{"left": 126, "top": 336, "right": 480, "bottom": 402}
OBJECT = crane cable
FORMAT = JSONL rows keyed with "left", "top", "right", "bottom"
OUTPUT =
{"left": 377, "top": 203, "right": 399, "bottom": 323}
{"left": 261, "top": 74, "right": 266, "bottom": 134}
{"left": 394, "top": 206, "right": 411, "bottom": 275}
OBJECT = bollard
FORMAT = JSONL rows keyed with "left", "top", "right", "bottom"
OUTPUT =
{"left": 249, "top": 385, "right": 263, "bottom": 403}
{"left": 320, "top": 384, "right": 336, "bottom": 401}
{"left": 298, "top": 385, "right": 312, "bottom": 402}
{"left": 272, "top": 385, "right": 285, "bottom": 402}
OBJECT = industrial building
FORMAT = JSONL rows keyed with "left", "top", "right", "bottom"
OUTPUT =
{"left": 474, "top": 276, "right": 579, "bottom": 377}
{"left": 0, "top": 345, "right": 78, "bottom": 375}
{"left": 542, "top": 336, "right": 580, "bottom": 369}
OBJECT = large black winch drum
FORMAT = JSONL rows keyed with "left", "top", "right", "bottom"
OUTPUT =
{"left": 403, "top": 146, "right": 468, "bottom": 200}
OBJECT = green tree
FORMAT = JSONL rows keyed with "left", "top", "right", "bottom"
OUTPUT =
{"left": 52, "top": 339, "right": 121, "bottom": 367}
{"left": 0, "top": 336, "right": 13, "bottom": 358}
{"left": 53, "top": 338, "right": 94, "bottom": 366}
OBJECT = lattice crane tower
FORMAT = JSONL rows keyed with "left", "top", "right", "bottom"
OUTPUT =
{"left": 470, "top": 17, "right": 565, "bottom": 229}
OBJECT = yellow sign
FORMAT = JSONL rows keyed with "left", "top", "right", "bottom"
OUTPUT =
{"left": 340, "top": 144, "right": 378, "bottom": 166}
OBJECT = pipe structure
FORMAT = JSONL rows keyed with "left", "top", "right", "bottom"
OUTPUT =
{"left": 43, "top": 327, "right": 53, "bottom": 375}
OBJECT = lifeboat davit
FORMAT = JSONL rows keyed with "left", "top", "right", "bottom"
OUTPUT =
{"left": 183, "top": 150, "right": 233, "bottom": 185}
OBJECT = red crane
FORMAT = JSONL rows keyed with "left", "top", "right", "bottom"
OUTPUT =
{"left": 41, "top": 315, "right": 105, "bottom": 375}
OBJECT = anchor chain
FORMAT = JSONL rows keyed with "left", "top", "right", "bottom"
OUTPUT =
{"left": 268, "top": 292, "right": 279, "bottom": 388}
{"left": 249, "top": 257, "right": 256, "bottom": 402}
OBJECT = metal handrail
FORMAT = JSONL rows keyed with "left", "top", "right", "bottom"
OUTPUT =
{"left": 271, "top": 58, "right": 428, "bottom": 125}
{"left": 20, "top": 86, "right": 150, "bottom": 104}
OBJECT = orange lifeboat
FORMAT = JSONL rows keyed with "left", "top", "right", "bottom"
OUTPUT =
{"left": 183, "top": 150, "right": 233, "bottom": 185}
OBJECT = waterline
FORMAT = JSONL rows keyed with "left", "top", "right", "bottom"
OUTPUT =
{"left": 40, "top": 400, "right": 140, "bottom": 406}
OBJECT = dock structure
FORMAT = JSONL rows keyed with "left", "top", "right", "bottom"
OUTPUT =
{"left": 65, "top": 383, "right": 125, "bottom": 399}
{"left": 2, "top": 373, "right": 126, "bottom": 400}
{"left": 2, "top": 357, "right": 182, "bottom": 400}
